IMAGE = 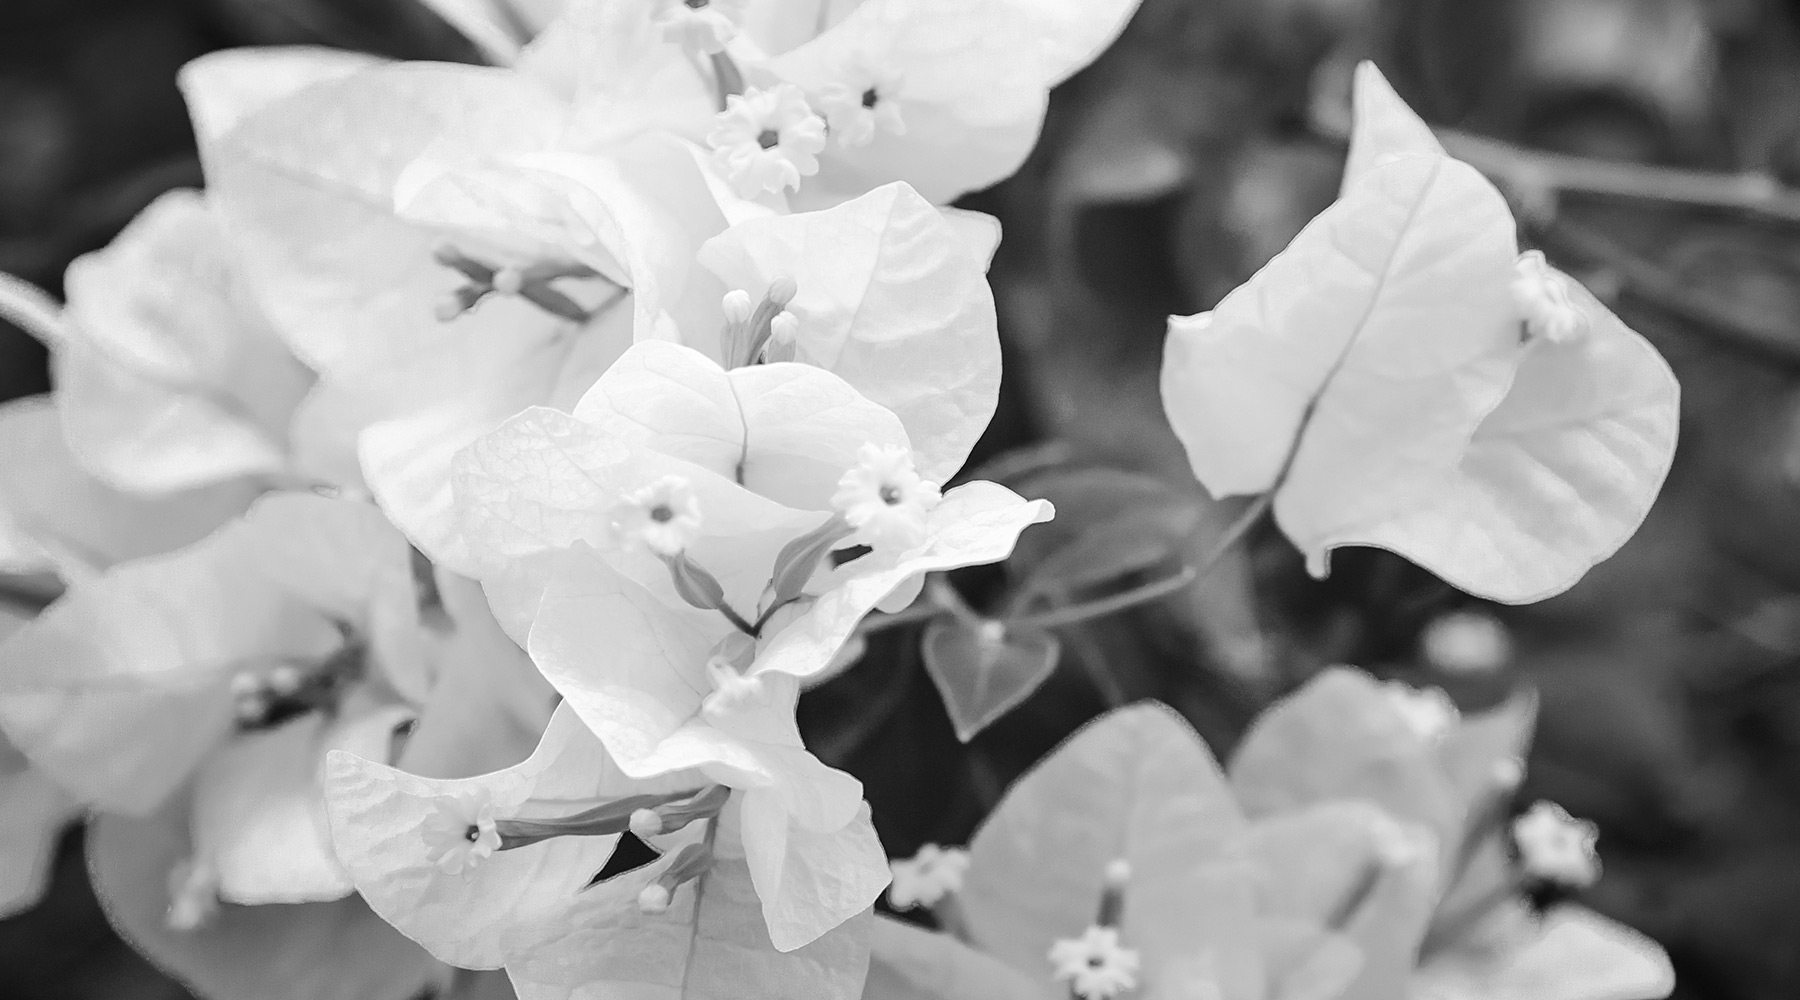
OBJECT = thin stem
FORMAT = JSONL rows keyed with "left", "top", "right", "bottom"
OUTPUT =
{"left": 0, "top": 271, "right": 66, "bottom": 346}
{"left": 1439, "top": 129, "right": 1800, "bottom": 225}
{"left": 1192, "top": 490, "right": 1274, "bottom": 581}
{"left": 1009, "top": 566, "right": 1197, "bottom": 632}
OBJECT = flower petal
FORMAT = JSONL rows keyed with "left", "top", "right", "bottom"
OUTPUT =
{"left": 753, "top": 481, "right": 1052, "bottom": 681}
{"left": 325, "top": 703, "right": 667, "bottom": 969}
{"left": 962, "top": 701, "right": 1257, "bottom": 995}
{"left": 90, "top": 794, "right": 448, "bottom": 1000}
{"left": 742, "top": 794, "right": 889, "bottom": 952}
{"left": 503, "top": 823, "right": 872, "bottom": 994}
{"left": 696, "top": 182, "right": 999, "bottom": 481}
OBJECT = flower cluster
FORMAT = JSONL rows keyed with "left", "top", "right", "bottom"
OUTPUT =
{"left": 0, "top": 6, "right": 1686, "bottom": 1000}
{"left": 0, "top": 1, "right": 1142, "bottom": 996}
{"left": 865, "top": 669, "right": 1673, "bottom": 1000}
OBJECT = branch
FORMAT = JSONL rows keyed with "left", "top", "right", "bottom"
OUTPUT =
{"left": 1439, "top": 129, "right": 1800, "bottom": 225}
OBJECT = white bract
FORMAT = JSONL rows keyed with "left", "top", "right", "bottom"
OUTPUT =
{"left": 0, "top": 495, "right": 551, "bottom": 939}
{"left": 325, "top": 702, "right": 874, "bottom": 999}
{"left": 866, "top": 683, "right": 1673, "bottom": 1000}
{"left": 1159, "top": 63, "right": 1679, "bottom": 603}
{"left": 55, "top": 189, "right": 319, "bottom": 495}
{"left": 451, "top": 338, "right": 1050, "bottom": 946}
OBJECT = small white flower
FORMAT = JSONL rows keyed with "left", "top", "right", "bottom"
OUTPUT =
{"left": 832, "top": 444, "right": 940, "bottom": 552}
{"left": 887, "top": 843, "right": 970, "bottom": 910}
{"left": 700, "top": 656, "right": 769, "bottom": 720}
{"left": 707, "top": 85, "right": 828, "bottom": 197}
{"left": 423, "top": 793, "right": 501, "bottom": 876}
{"left": 1511, "top": 250, "right": 1588, "bottom": 344}
{"left": 1049, "top": 925, "right": 1141, "bottom": 1000}
{"left": 612, "top": 476, "right": 703, "bottom": 557}
{"left": 165, "top": 857, "right": 220, "bottom": 931}
{"left": 1381, "top": 680, "right": 1459, "bottom": 742}
{"left": 816, "top": 55, "right": 906, "bottom": 149}
{"left": 1420, "top": 609, "right": 1512, "bottom": 674}
{"left": 655, "top": 0, "right": 745, "bottom": 56}
{"left": 1513, "top": 800, "right": 1601, "bottom": 888}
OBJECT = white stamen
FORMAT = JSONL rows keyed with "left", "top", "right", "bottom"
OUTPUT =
{"left": 721, "top": 288, "right": 754, "bottom": 325}
{"left": 629, "top": 808, "right": 663, "bottom": 839}
{"left": 637, "top": 883, "right": 672, "bottom": 914}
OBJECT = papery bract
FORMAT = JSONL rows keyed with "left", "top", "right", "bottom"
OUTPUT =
{"left": 55, "top": 189, "right": 315, "bottom": 494}
{"left": 1159, "top": 63, "right": 1678, "bottom": 603}
{"left": 326, "top": 703, "right": 874, "bottom": 998}
{"left": 694, "top": 181, "right": 999, "bottom": 481}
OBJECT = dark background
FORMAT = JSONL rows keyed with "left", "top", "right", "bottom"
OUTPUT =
{"left": 9, "top": 0, "right": 1800, "bottom": 998}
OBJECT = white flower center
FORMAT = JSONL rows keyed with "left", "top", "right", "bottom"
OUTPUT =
{"left": 614, "top": 476, "right": 704, "bottom": 557}
{"left": 1048, "top": 926, "right": 1141, "bottom": 1000}
{"left": 424, "top": 793, "right": 501, "bottom": 875}
{"left": 831, "top": 443, "right": 940, "bottom": 553}
{"left": 817, "top": 54, "right": 907, "bottom": 149}
{"left": 706, "top": 85, "right": 827, "bottom": 197}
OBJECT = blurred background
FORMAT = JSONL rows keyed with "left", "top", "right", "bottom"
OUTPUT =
{"left": 7, "top": 0, "right": 1800, "bottom": 997}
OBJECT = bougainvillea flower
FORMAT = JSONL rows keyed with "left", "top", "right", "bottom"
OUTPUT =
{"left": 728, "top": 0, "right": 1143, "bottom": 206}
{"left": 0, "top": 493, "right": 551, "bottom": 908}
{"left": 1160, "top": 63, "right": 1678, "bottom": 603}
{"left": 864, "top": 677, "right": 1672, "bottom": 1000}
{"left": 53, "top": 188, "right": 320, "bottom": 495}
{"left": 326, "top": 702, "right": 874, "bottom": 997}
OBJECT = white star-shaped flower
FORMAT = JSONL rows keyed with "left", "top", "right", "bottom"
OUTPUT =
{"left": 422, "top": 793, "right": 501, "bottom": 876}
{"left": 612, "top": 476, "right": 703, "bottom": 557}
{"left": 816, "top": 55, "right": 906, "bottom": 149}
{"left": 887, "top": 843, "right": 971, "bottom": 910}
{"left": 1513, "top": 800, "right": 1601, "bottom": 888}
{"left": 707, "top": 84, "right": 828, "bottom": 197}
{"left": 832, "top": 443, "right": 941, "bottom": 553}
{"left": 1512, "top": 250, "right": 1588, "bottom": 343}
{"left": 1049, "top": 925, "right": 1141, "bottom": 1000}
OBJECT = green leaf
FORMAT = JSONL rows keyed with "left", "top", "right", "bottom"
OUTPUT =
{"left": 919, "top": 618, "right": 1061, "bottom": 742}
{"left": 961, "top": 702, "right": 1264, "bottom": 999}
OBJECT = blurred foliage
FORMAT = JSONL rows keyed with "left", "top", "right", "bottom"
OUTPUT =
{"left": 15, "top": 1, "right": 1800, "bottom": 999}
